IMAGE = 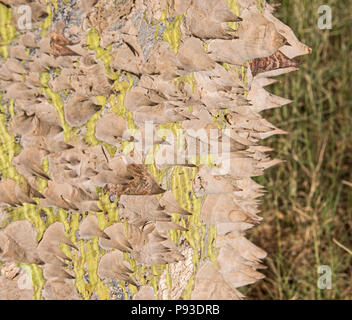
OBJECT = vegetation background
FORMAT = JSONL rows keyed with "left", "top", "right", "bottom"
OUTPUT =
{"left": 241, "top": 0, "right": 352, "bottom": 300}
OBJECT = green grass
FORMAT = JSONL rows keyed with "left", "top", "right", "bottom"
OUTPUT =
{"left": 242, "top": 0, "right": 352, "bottom": 300}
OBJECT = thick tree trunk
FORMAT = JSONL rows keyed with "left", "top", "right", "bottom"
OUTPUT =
{"left": 0, "top": 0, "right": 310, "bottom": 300}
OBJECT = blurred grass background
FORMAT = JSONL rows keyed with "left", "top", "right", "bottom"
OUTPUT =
{"left": 242, "top": 0, "right": 352, "bottom": 300}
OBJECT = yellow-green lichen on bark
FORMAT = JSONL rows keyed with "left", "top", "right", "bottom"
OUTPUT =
{"left": 0, "top": 3, "right": 17, "bottom": 59}
{"left": 174, "top": 73, "right": 196, "bottom": 93}
{"left": 40, "top": 1, "right": 56, "bottom": 37}
{"left": 0, "top": 100, "right": 25, "bottom": 185}
{"left": 160, "top": 10, "right": 183, "bottom": 53}
{"left": 40, "top": 72, "right": 76, "bottom": 142}
{"left": 226, "top": 0, "right": 241, "bottom": 30}
{"left": 257, "top": 0, "right": 266, "bottom": 12}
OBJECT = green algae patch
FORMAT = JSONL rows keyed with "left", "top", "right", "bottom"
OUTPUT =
{"left": 169, "top": 213, "right": 181, "bottom": 244}
{"left": 65, "top": 211, "right": 115, "bottom": 300}
{"left": 128, "top": 282, "right": 138, "bottom": 296}
{"left": 167, "top": 158, "right": 219, "bottom": 299}
{"left": 234, "top": 64, "right": 249, "bottom": 96}
{"left": 40, "top": 72, "right": 76, "bottom": 142}
{"left": 121, "top": 252, "right": 139, "bottom": 297}
{"left": 112, "top": 75, "right": 139, "bottom": 153}
{"left": 240, "top": 65, "right": 248, "bottom": 87}
{"left": 73, "top": 239, "right": 88, "bottom": 299}
{"left": 158, "top": 121, "right": 182, "bottom": 137}
{"left": 160, "top": 11, "right": 183, "bottom": 53}
{"left": 28, "top": 264, "right": 45, "bottom": 300}
{"left": 84, "top": 26, "right": 137, "bottom": 154}
{"left": 0, "top": 3, "right": 17, "bottom": 59}
{"left": 232, "top": 64, "right": 248, "bottom": 86}
{"left": 171, "top": 167, "right": 203, "bottom": 251}
{"left": 143, "top": 142, "right": 211, "bottom": 300}
{"left": 257, "top": 0, "right": 266, "bottom": 12}
{"left": 83, "top": 97, "right": 117, "bottom": 157}
{"left": 212, "top": 110, "right": 227, "bottom": 130}
{"left": 42, "top": 157, "right": 49, "bottom": 173}
{"left": 134, "top": 264, "right": 147, "bottom": 286}
{"left": 8, "top": 204, "right": 46, "bottom": 241}
{"left": 40, "top": 2, "right": 55, "bottom": 37}
{"left": 37, "top": 158, "right": 49, "bottom": 193}
{"left": 181, "top": 274, "right": 195, "bottom": 300}
{"left": 158, "top": 121, "right": 184, "bottom": 159}
{"left": 112, "top": 75, "right": 135, "bottom": 123}
{"left": 189, "top": 154, "right": 216, "bottom": 169}
{"left": 83, "top": 96, "right": 106, "bottom": 145}
{"left": 1, "top": 93, "right": 69, "bottom": 299}
{"left": 8, "top": 99, "right": 15, "bottom": 118}
{"left": 150, "top": 263, "right": 167, "bottom": 297}
{"left": 226, "top": 0, "right": 241, "bottom": 31}
{"left": 86, "top": 27, "right": 117, "bottom": 79}
{"left": 0, "top": 103, "right": 26, "bottom": 185}
{"left": 145, "top": 145, "right": 170, "bottom": 187}
{"left": 68, "top": 213, "right": 109, "bottom": 300}
{"left": 170, "top": 166, "right": 204, "bottom": 299}
{"left": 165, "top": 264, "right": 172, "bottom": 290}
{"left": 97, "top": 190, "right": 120, "bottom": 224}
{"left": 84, "top": 29, "right": 123, "bottom": 152}
{"left": 49, "top": 0, "right": 59, "bottom": 11}
{"left": 85, "top": 237, "right": 110, "bottom": 300}
{"left": 5, "top": 203, "right": 123, "bottom": 301}
{"left": 174, "top": 73, "right": 196, "bottom": 93}
{"left": 18, "top": 263, "right": 45, "bottom": 300}
{"left": 207, "top": 225, "right": 218, "bottom": 263}
{"left": 221, "top": 63, "right": 248, "bottom": 95}
{"left": 85, "top": 27, "right": 139, "bottom": 155}
{"left": 221, "top": 62, "right": 232, "bottom": 71}
{"left": 122, "top": 253, "right": 140, "bottom": 297}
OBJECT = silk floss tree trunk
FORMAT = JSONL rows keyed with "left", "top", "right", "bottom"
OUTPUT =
{"left": 0, "top": 0, "right": 310, "bottom": 300}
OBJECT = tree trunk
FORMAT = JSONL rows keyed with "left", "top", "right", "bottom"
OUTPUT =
{"left": 0, "top": 0, "right": 310, "bottom": 300}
